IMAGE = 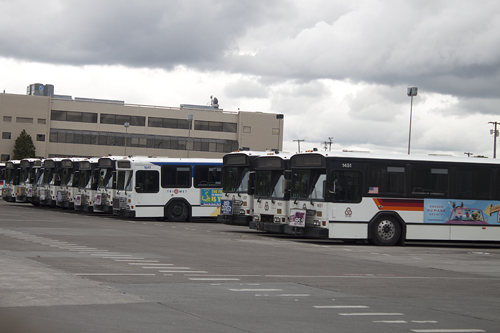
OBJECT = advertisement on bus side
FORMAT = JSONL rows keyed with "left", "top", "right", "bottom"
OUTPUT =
{"left": 201, "top": 189, "right": 222, "bottom": 206}
{"left": 424, "top": 199, "right": 500, "bottom": 225}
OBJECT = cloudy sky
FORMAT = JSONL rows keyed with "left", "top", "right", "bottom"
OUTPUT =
{"left": 1, "top": 0, "right": 500, "bottom": 157}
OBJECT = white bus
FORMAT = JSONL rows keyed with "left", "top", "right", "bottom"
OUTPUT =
{"left": 249, "top": 152, "right": 292, "bottom": 233}
{"left": 93, "top": 156, "right": 128, "bottom": 213}
{"left": 218, "top": 151, "right": 263, "bottom": 225}
{"left": 0, "top": 162, "right": 5, "bottom": 197}
{"left": 39, "top": 158, "right": 64, "bottom": 207}
{"left": 2, "top": 160, "right": 20, "bottom": 202}
{"left": 283, "top": 151, "right": 500, "bottom": 245}
{"left": 74, "top": 158, "right": 99, "bottom": 212}
{"left": 17, "top": 158, "right": 42, "bottom": 203}
{"left": 56, "top": 158, "right": 87, "bottom": 209}
{"left": 113, "top": 156, "right": 223, "bottom": 221}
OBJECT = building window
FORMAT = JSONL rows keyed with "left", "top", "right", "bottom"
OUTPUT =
{"left": 1, "top": 154, "right": 10, "bottom": 161}
{"left": 47, "top": 128, "right": 238, "bottom": 153}
{"left": 16, "top": 117, "right": 33, "bottom": 123}
{"left": 100, "top": 113, "right": 145, "bottom": 126}
{"left": 148, "top": 117, "right": 189, "bottom": 129}
{"left": 243, "top": 126, "right": 251, "bottom": 133}
{"left": 3, "top": 116, "right": 12, "bottom": 122}
{"left": 193, "top": 120, "right": 237, "bottom": 133}
{"left": 38, "top": 118, "right": 46, "bottom": 124}
{"left": 2, "top": 132, "right": 11, "bottom": 139}
{"left": 51, "top": 110, "right": 98, "bottom": 123}
{"left": 36, "top": 134, "right": 46, "bottom": 142}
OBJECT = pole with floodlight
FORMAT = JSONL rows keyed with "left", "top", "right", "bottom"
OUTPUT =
{"left": 187, "top": 114, "right": 193, "bottom": 158}
{"left": 124, "top": 122, "right": 130, "bottom": 156}
{"left": 407, "top": 87, "right": 418, "bottom": 155}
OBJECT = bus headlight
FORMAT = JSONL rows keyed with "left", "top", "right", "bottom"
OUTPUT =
{"left": 253, "top": 215, "right": 260, "bottom": 221}
{"left": 274, "top": 217, "right": 281, "bottom": 223}
{"left": 313, "top": 220, "right": 321, "bottom": 226}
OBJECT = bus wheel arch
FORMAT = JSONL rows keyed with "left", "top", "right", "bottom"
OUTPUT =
{"left": 368, "top": 213, "right": 405, "bottom": 246}
{"left": 164, "top": 199, "right": 191, "bottom": 222}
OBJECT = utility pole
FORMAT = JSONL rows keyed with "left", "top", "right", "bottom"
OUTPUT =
{"left": 328, "top": 137, "right": 333, "bottom": 151}
{"left": 293, "top": 139, "right": 304, "bottom": 153}
{"left": 489, "top": 121, "right": 499, "bottom": 158}
{"left": 464, "top": 152, "right": 473, "bottom": 157}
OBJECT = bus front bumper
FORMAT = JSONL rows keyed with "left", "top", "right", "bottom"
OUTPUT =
{"left": 218, "top": 214, "right": 252, "bottom": 226}
{"left": 249, "top": 221, "right": 285, "bottom": 233}
{"left": 284, "top": 225, "right": 328, "bottom": 238}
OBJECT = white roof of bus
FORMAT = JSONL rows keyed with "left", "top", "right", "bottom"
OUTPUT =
{"left": 296, "top": 150, "right": 500, "bottom": 165}
{"left": 119, "top": 156, "right": 222, "bottom": 165}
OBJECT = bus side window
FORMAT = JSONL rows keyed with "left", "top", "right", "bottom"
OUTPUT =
{"left": 329, "top": 170, "right": 362, "bottom": 203}
{"left": 410, "top": 166, "right": 448, "bottom": 196}
{"left": 136, "top": 170, "right": 159, "bottom": 193}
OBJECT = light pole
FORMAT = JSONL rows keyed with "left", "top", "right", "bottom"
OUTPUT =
{"left": 407, "top": 87, "right": 418, "bottom": 155}
{"left": 124, "top": 122, "right": 129, "bottom": 156}
{"left": 276, "top": 114, "right": 284, "bottom": 151}
{"left": 187, "top": 114, "right": 193, "bottom": 158}
{"left": 489, "top": 121, "right": 499, "bottom": 158}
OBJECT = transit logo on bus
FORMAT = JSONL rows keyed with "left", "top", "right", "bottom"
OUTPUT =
{"left": 201, "top": 189, "right": 222, "bottom": 206}
{"left": 424, "top": 199, "right": 500, "bottom": 225}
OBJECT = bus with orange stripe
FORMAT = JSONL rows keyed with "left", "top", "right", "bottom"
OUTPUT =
{"left": 283, "top": 151, "right": 500, "bottom": 245}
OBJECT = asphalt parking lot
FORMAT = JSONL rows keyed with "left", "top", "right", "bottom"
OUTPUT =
{"left": 1, "top": 200, "right": 499, "bottom": 333}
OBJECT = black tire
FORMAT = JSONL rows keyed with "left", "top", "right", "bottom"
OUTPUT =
{"left": 370, "top": 216, "right": 401, "bottom": 246}
{"left": 165, "top": 200, "right": 189, "bottom": 222}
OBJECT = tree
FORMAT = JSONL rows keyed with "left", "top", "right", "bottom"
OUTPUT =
{"left": 13, "top": 129, "right": 36, "bottom": 160}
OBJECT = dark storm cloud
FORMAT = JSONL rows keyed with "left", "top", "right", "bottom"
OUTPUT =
{"left": 0, "top": 0, "right": 286, "bottom": 68}
{"left": 2, "top": 0, "right": 500, "bottom": 109}
{"left": 228, "top": 1, "right": 500, "bottom": 101}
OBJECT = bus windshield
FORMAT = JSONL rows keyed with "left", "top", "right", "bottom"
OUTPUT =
{"left": 291, "top": 169, "right": 325, "bottom": 200}
{"left": 223, "top": 167, "right": 249, "bottom": 193}
{"left": 271, "top": 174, "right": 287, "bottom": 200}
{"left": 98, "top": 168, "right": 114, "bottom": 189}
{"left": 60, "top": 168, "right": 72, "bottom": 186}
{"left": 255, "top": 171, "right": 271, "bottom": 197}
{"left": 42, "top": 169, "right": 54, "bottom": 185}
{"left": 117, "top": 170, "right": 133, "bottom": 191}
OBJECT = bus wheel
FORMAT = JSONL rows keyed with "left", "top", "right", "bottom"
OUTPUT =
{"left": 370, "top": 217, "right": 401, "bottom": 246}
{"left": 165, "top": 201, "right": 189, "bottom": 222}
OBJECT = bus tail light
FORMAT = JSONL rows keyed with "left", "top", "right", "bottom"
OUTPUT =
{"left": 322, "top": 221, "right": 327, "bottom": 226}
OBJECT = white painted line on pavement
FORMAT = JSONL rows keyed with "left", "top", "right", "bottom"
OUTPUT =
{"left": 339, "top": 313, "right": 404, "bottom": 316}
{"left": 230, "top": 289, "right": 283, "bottom": 292}
{"left": 189, "top": 278, "right": 240, "bottom": 281}
{"left": 74, "top": 273, "right": 156, "bottom": 276}
{"left": 158, "top": 270, "right": 207, "bottom": 273}
{"left": 411, "top": 328, "right": 486, "bottom": 333}
{"left": 128, "top": 263, "right": 171, "bottom": 266}
{"left": 315, "top": 305, "right": 369, "bottom": 309}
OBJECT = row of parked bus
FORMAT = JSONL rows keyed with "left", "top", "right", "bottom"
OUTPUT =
{"left": 3, "top": 150, "right": 500, "bottom": 245}
{"left": 219, "top": 150, "right": 500, "bottom": 245}
{"left": 1, "top": 156, "right": 223, "bottom": 221}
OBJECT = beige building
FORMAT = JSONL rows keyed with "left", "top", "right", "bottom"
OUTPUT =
{"left": 0, "top": 84, "right": 284, "bottom": 160}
